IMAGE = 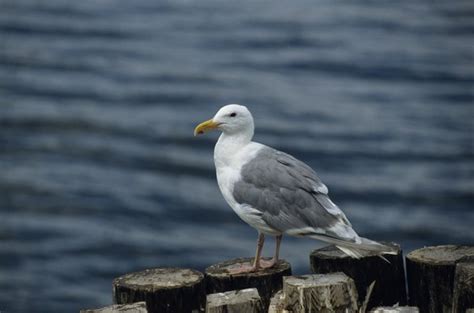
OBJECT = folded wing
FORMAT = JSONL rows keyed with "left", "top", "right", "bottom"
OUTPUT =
{"left": 232, "top": 146, "right": 360, "bottom": 243}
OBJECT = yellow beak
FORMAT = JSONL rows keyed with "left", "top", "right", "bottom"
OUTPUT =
{"left": 194, "top": 119, "right": 219, "bottom": 136}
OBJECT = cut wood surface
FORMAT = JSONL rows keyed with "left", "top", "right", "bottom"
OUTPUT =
{"left": 310, "top": 243, "right": 406, "bottom": 309}
{"left": 370, "top": 306, "right": 419, "bottom": 313}
{"left": 268, "top": 290, "right": 285, "bottom": 313}
{"left": 205, "top": 257, "right": 291, "bottom": 310}
{"left": 406, "top": 245, "right": 474, "bottom": 313}
{"left": 113, "top": 267, "right": 205, "bottom": 313}
{"left": 206, "top": 288, "right": 263, "bottom": 313}
{"left": 283, "top": 272, "right": 358, "bottom": 313}
{"left": 452, "top": 261, "right": 474, "bottom": 313}
{"left": 80, "top": 301, "right": 148, "bottom": 313}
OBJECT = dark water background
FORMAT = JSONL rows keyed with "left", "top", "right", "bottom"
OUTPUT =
{"left": 1, "top": 0, "right": 473, "bottom": 312}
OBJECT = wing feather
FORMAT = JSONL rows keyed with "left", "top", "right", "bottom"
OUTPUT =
{"left": 232, "top": 146, "right": 359, "bottom": 242}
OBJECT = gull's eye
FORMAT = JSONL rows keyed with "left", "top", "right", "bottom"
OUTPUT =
{"left": 230, "top": 112, "right": 237, "bottom": 117}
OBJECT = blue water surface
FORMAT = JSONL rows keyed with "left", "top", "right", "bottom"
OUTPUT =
{"left": 1, "top": 0, "right": 473, "bottom": 312}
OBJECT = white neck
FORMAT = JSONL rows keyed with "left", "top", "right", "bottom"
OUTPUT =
{"left": 214, "top": 129, "right": 254, "bottom": 168}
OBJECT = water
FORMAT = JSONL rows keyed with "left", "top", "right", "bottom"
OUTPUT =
{"left": 1, "top": 0, "right": 473, "bottom": 312}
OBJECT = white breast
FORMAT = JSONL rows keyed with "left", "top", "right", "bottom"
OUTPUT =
{"left": 214, "top": 141, "right": 262, "bottom": 211}
{"left": 214, "top": 140, "right": 280, "bottom": 235}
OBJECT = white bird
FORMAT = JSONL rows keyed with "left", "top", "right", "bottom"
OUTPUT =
{"left": 194, "top": 104, "right": 396, "bottom": 273}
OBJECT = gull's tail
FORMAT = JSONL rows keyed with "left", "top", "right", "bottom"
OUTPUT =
{"left": 335, "top": 237, "right": 398, "bottom": 260}
{"left": 310, "top": 234, "right": 398, "bottom": 259}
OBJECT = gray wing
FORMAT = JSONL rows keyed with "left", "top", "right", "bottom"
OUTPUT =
{"left": 233, "top": 146, "right": 358, "bottom": 242}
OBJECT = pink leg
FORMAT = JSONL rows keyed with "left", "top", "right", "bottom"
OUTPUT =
{"left": 259, "top": 234, "right": 283, "bottom": 269}
{"left": 253, "top": 232, "right": 265, "bottom": 269}
{"left": 227, "top": 233, "right": 265, "bottom": 274}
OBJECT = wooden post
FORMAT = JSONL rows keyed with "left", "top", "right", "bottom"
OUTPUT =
{"left": 452, "top": 261, "right": 474, "bottom": 313}
{"left": 310, "top": 243, "right": 406, "bottom": 309}
{"left": 369, "top": 307, "right": 419, "bottom": 313}
{"left": 406, "top": 245, "right": 474, "bottom": 313}
{"left": 283, "top": 273, "right": 358, "bottom": 312}
{"left": 80, "top": 302, "right": 148, "bottom": 313}
{"left": 113, "top": 268, "right": 205, "bottom": 313}
{"left": 268, "top": 290, "right": 285, "bottom": 313}
{"left": 205, "top": 288, "right": 264, "bottom": 313}
{"left": 205, "top": 257, "right": 291, "bottom": 310}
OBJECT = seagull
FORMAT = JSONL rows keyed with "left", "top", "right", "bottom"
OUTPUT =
{"left": 194, "top": 104, "right": 396, "bottom": 273}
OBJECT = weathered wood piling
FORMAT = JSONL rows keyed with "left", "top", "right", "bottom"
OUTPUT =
{"left": 310, "top": 243, "right": 406, "bottom": 309}
{"left": 370, "top": 306, "right": 419, "bottom": 313}
{"left": 112, "top": 268, "right": 205, "bottom": 313}
{"left": 406, "top": 245, "right": 474, "bottom": 313}
{"left": 80, "top": 301, "right": 148, "bottom": 313}
{"left": 268, "top": 273, "right": 419, "bottom": 313}
{"left": 283, "top": 273, "right": 358, "bottom": 312}
{"left": 206, "top": 288, "right": 264, "bottom": 313}
{"left": 452, "top": 261, "right": 474, "bottom": 313}
{"left": 268, "top": 290, "right": 284, "bottom": 313}
{"left": 205, "top": 257, "right": 291, "bottom": 309}
{"left": 80, "top": 244, "right": 474, "bottom": 313}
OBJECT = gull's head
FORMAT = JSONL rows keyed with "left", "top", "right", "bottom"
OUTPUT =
{"left": 194, "top": 104, "right": 254, "bottom": 136}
